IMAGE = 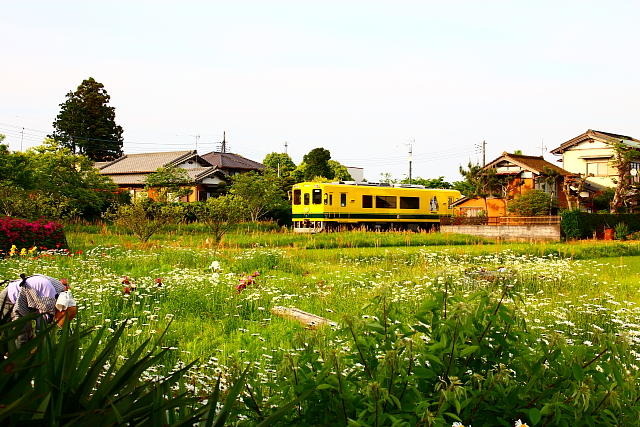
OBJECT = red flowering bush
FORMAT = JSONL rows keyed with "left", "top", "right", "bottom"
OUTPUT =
{"left": 0, "top": 216, "right": 68, "bottom": 254}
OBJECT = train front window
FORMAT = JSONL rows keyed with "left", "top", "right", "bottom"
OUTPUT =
{"left": 304, "top": 193, "right": 310, "bottom": 205}
{"left": 376, "top": 195, "right": 397, "bottom": 209}
{"left": 312, "top": 189, "right": 322, "bottom": 204}
{"left": 362, "top": 195, "right": 373, "bottom": 208}
{"left": 400, "top": 196, "right": 419, "bottom": 209}
{"left": 293, "top": 189, "right": 301, "bottom": 205}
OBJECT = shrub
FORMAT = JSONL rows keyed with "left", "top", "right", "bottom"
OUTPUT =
{"left": 0, "top": 216, "right": 67, "bottom": 253}
{"left": 508, "top": 190, "right": 555, "bottom": 216}
{"left": 0, "top": 317, "right": 253, "bottom": 425}
{"left": 561, "top": 211, "right": 640, "bottom": 239}
{"left": 614, "top": 222, "right": 630, "bottom": 240}
{"left": 110, "top": 198, "right": 183, "bottom": 242}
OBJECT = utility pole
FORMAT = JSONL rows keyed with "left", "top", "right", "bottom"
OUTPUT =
{"left": 475, "top": 140, "right": 487, "bottom": 166}
{"left": 194, "top": 134, "right": 200, "bottom": 152}
{"left": 20, "top": 127, "right": 24, "bottom": 151}
{"left": 408, "top": 140, "right": 413, "bottom": 185}
{"left": 284, "top": 141, "right": 288, "bottom": 154}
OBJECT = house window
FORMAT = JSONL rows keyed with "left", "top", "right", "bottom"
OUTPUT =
{"left": 293, "top": 189, "right": 301, "bottom": 205}
{"left": 399, "top": 197, "right": 419, "bottom": 209}
{"left": 362, "top": 195, "right": 373, "bottom": 208}
{"left": 586, "top": 161, "right": 609, "bottom": 177}
{"left": 375, "top": 196, "right": 396, "bottom": 209}
{"left": 312, "top": 189, "right": 322, "bottom": 204}
{"left": 304, "top": 193, "right": 310, "bottom": 205}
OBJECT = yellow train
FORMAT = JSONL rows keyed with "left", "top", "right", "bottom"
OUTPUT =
{"left": 291, "top": 182, "right": 462, "bottom": 232}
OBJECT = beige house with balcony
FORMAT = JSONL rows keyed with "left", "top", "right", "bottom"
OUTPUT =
{"left": 550, "top": 129, "right": 640, "bottom": 191}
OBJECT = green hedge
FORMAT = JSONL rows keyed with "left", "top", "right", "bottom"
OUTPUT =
{"left": 561, "top": 210, "right": 640, "bottom": 239}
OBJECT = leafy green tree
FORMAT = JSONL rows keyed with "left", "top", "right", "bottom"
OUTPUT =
{"left": 50, "top": 77, "right": 124, "bottom": 161}
{"left": 609, "top": 141, "right": 640, "bottom": 212}
{"left": 302, "top": 147, "right": 333, "bottom": 180}
{"left": 196, "top": 195, "right": 248, "bottom": 244}
{"left": 508, "top": 189, "right": 555, "bottom": 216}
{"left": 230, "top": 171, "right": 287, "bottom": 221}
{"left": 0, "top": 140, "right": 118, "bottom": 219}
{"left": 111, "top": 198, "right": 182, "bottom": 242}
{"left": 27, "top": 141, "right": 119, "bottom": 218}
{"left": 144, "top": 166, "right": 192, "bottom": 202}
{"left": 263, "top": 152, "right": 296, "bottom": 177}
{"left": 379, "top": 172, "right": 397, "bottom": 184}
{"left": 400, "top": 176, "right": 452, "bottom": 188}
{"left": 328, "top": 160, "right": 353, "bottom": 181}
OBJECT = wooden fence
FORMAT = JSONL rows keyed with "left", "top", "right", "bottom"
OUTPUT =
{"left": 442, "top": 216, "right": 560, "bottom": 226}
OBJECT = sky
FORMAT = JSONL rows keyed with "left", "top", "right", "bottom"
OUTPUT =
{"left": 2, "top": 1, "right": 640, "bottom": 182}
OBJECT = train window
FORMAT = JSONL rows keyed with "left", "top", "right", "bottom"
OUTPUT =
{"left": 340, "top": 193, "right": 347, "bottom": 207}
{"left": 362, "top": 195, "right": 373, "bottom": 208}
{"left": 400, "top": 197, "right": 420, "bottom": 209}
{"left": 323, "top": 194, "right": 328, "bottom": 205}
{"left": 312, "top": 189, "right": 322, "bottom": 204}
{"left": 376, "top": 196, "right": 397, "bottom": 209}
{"left": 329, "top": 194, "right": 333, "bottom": 205}
{"left": 429, "top": 196, "right": 439, "bottom": 211}
{"left": 293, "top": 189, "right": 301, "bottom": 205}
{"left": 304, "top": 193, "right": 310, "bottom": 205}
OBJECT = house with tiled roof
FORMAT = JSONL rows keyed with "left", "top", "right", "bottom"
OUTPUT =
{"left": 97, "top": 150, "right": 228, "bottom": 201}
{"left": 200, "top": 151, "right": 265, "bottom": 175}
{"left": 451, "top": 152, "right": 574, "bottom": 217}
{"left": 550, "top": 129, "right": 640, "bottom": 191}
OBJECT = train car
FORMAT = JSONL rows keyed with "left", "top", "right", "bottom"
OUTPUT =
{"left": 291, "top": 181, "right": 462, "bottom": 232}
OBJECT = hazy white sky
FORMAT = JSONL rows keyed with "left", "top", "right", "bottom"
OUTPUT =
{"left": 2, "top": 1, "right": 639, "bottom": 181}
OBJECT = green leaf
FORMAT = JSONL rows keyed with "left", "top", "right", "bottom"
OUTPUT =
{"left": 460, "top": 345, "right": 480, "bottom": 357}
{"left": 528, "top": 408, "right": 542, "bottom": 425}
{"left": 572, "top": 363, "right": 584, "bottom": 381}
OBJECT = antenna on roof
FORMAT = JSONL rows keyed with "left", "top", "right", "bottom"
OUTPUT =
{"left": 540, "top": 138, "right": 547, "bottom": 157}
{"left": 217, "top": 131, "right": 228, "bottom": 153}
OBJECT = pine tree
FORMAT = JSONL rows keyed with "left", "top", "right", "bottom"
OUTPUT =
{"left": 50, "top": 77, "right": 124, "bottom": 161}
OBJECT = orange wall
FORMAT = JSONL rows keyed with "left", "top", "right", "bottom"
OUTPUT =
{"left": 454, "top": 198, "right": 507, "bottom": 217}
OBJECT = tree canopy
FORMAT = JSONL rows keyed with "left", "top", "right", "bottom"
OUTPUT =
{"left": 50, "top": 77, "right": 124, "bottom": 161}
{"left": 144, "top": 166, "right": 192, "bottom": 202}
{"left": 302, "top": 148, "right": 333, "bottom": 180}
{"left": 0, "top": 140, "right": 119, "bottom": 219}
{"left": 262, "top": 152, "right": 296, "bottom": 178}
{"left": 230, "top": 171, "right": 288, "bottom": 221}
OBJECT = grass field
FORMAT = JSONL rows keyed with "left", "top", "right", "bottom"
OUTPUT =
{"left": 2, "top": 227, "right": 640, "bottom": 425}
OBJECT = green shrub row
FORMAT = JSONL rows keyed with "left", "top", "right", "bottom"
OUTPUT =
{"left": 561, "top": 210, "right": 640, "bottom": 239}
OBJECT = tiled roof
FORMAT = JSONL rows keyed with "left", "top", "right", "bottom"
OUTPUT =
{"left": 200, "top": 152, "right": 264, "bottom": 171}
{"left": 550, "top": 129, "right": 640, "bottom": 155}
{"left": 485, "top": 152, "right": 572, "bottom": 176}
{"left": 99, "top": 150, "right": 201, "bottom": 174}
{"left": 106, "top": 168, "right": 226, "bottom": 185}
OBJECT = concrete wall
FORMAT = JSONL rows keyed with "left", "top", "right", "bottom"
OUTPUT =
{"left": 441, "top": 224, "right": 561, "bottom": 242}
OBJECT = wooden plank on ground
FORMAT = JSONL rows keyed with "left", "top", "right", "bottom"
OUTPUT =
{"left": 271, "top": 306, "right": 336, "bottom": 329}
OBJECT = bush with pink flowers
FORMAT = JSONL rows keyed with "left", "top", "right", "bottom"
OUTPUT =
{"left": 0, "top": 216, "right": 67, "bottom": 254}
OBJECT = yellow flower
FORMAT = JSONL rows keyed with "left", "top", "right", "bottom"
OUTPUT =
{"left": 9, "top": 245, "right": 17, "bottom": 256}
{"left": 20, "top": 248, "right": 27, "bottom": 256}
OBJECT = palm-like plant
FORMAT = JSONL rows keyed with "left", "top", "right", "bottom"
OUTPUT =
{"left": 0, "top": 317, "right": 250, "bottom": 426}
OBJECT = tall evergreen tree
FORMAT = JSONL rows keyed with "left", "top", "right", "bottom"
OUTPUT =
{"left": 302, "top": 147, "right": 333, "bottom": 180}
{"left": 50, "top": 77, "right": 124, "bottom": 161}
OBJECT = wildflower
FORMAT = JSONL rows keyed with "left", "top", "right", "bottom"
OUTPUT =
{"left": 515, "top": 420, "right": 529, "bottom": 427}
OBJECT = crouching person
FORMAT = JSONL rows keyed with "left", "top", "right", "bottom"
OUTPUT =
{"left": 0, "top": 274, "right": 75, "bottom": 348}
